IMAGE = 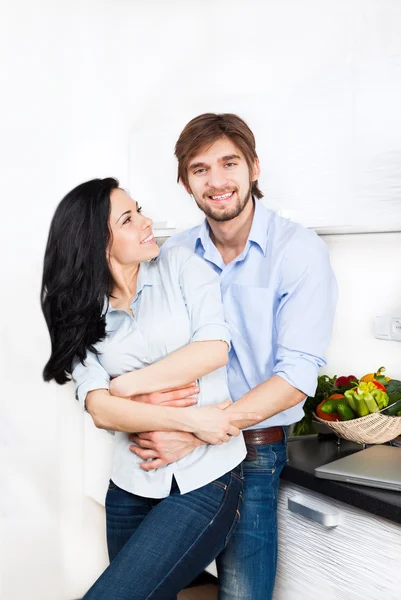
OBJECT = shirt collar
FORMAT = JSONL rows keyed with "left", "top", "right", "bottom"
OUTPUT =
{"left": 195, "top": 219, "right": 212, "bottom": 254}
{"left": 247, "top": 198, "right": 270, "bottom": 256}
{"left": 195, "top": 198, "right": 270, "bottom": 257}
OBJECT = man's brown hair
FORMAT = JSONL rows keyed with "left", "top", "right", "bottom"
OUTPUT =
{"left": 175, "top": 113, "right": 263, "bottom": 199}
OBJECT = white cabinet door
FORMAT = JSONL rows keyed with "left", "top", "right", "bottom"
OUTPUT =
{"left": 273, "top": 482, "right": 401, "bottom": 600}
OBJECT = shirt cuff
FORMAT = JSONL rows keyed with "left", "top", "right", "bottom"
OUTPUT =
{"left": 273, "top": 347, "right": 325, "bottom": 397}
{"left": 75, "top": 378, "right": 110, "bottom": 411}
{"left": 192, "top": 323, "right": 231, "bottom": 350}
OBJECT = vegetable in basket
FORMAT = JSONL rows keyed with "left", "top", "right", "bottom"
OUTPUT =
{"left": 292, "top": 374, "right": 338, "bottom": 435}
{"left": 384, "top": 379, "right": 401, "bottom": 416}
{"left": 360, "top": 366, "right": 390, "bottom": 386}
{"left": 318, "top": 394, "right": 355, "bottom": 421}
{"left": 344, "top": 381, "right": 389, "bottom": 417}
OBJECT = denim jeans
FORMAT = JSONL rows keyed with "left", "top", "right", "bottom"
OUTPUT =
{"left": 82, "top": 466, "right": 243, "bottom": 600}
{"left": 216, "top": 438, "right": 288, "bottom": 600}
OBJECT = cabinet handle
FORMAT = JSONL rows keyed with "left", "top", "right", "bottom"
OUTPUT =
{"left": 288, "top": 494, "right": 340, "bottom": 528}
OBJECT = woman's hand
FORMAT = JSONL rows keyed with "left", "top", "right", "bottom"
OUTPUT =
{"left": 109, "top": 374, "right": 134, "bottom": 398}
{"left": 183, "top": 400, "right": 262, "bottom": 445}
{"left": 129, "top": 430, "right": 204, "bottom": 470}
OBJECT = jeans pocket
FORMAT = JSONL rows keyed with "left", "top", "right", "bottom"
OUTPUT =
{"left": 243, "top": 445, "right": 277, "bottom": 474}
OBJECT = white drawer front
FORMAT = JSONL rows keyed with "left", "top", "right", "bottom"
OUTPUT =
{"left": 273, "top": 482, "right": 401, "bottom": 600}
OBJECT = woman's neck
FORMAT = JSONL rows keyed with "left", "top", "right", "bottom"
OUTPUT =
{"left": 110, "top": 262, "right": 140, "bottom": 308}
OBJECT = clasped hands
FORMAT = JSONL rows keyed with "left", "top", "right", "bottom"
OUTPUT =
{"left": 110, "top": 380, "right": 206, "bottom": 471}
{"left": 109, "top": 377, "right": 259, "bottom": 471}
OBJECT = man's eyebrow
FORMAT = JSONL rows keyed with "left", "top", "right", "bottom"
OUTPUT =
{"left": 189, "top": 154, "right": 241, "bottom": 171}
{"left": 189, "top": 161, "right": 208, "bottom": 171}
{"left": 220, "top": 154, "right": 241, "bottom": 162}
{"left": 116, "top": 210, "right": 131, "bottom": 223}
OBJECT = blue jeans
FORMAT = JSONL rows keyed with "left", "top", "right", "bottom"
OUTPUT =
{"left": 82, "top": 466, "right": 243, "bottom": 600}
{"left": 216, "top": 438, "right": 288, "bottom": 600}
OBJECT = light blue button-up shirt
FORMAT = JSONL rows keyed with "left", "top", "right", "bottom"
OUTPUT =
{"left": 71, "top": 246, "right": 246, "bottom": 498}
{"left": 162, "top": 200, "right": 338, "bottom": 428}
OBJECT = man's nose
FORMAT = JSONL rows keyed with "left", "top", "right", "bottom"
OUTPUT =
{"left": 206, "top": 167, "right": 228, "bottom": 190}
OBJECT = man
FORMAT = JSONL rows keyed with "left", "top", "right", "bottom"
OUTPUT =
{"left": 129, "top": 113, "right": 338, "bottom": 599}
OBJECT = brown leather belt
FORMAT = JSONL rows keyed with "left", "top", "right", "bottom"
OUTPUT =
{"left": 243, "top": 427, "right": 285, "bottom": 461}
{"left": 243, "top": 427, "right": 284, "bottom": 445}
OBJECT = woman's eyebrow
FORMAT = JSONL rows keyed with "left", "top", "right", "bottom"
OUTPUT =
{"left": 116, "top": 210, "right": 131, "bottom": 223}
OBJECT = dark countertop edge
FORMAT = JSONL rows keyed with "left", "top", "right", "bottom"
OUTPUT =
{"left": 280, "top": 437, "right": 401, "bottom": 526}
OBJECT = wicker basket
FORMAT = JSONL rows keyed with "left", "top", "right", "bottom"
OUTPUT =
{"left": 313, "top": 412, "right": 401, "bottom": 444}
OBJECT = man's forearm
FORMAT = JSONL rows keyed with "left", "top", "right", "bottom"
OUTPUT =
{"left": 225, "top": 375, "right": 306, "bottom": 425}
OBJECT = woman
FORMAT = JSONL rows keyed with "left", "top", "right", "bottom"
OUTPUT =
{"left": 41, "top": 178, "right": 259, "bottom": 600}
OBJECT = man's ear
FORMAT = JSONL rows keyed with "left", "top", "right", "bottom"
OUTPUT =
{"left": 180, "top": 178, "right": 192, "bottom": 195}
{"left": 251, "top": 158, "right": 261, "bottom": 182}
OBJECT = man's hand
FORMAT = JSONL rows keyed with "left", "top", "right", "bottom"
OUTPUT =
{"left": 110, "top": 381, "right": 199, "bottom": 408}
{"left": 129, "top": 431, "right": 203, "bottom": 471}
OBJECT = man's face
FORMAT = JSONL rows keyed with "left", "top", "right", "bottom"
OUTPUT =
{"left": 185, "top": 137, "right": 260, "bottom": 222}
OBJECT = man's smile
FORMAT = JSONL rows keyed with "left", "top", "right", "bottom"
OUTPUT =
{"left": 207, "top": 191, "right": 236, "bottom": 203}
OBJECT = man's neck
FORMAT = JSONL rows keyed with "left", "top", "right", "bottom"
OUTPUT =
{"left": 207, "top": 198, "right": 255, "bottom": 265}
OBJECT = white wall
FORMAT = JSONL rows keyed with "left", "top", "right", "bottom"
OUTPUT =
{"left": 1, "top": 1, "right": 400, "bottom": 599}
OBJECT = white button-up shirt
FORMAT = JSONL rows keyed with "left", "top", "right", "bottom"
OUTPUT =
{"left": 72, "top": 246, "right": 246, "bottom": 498}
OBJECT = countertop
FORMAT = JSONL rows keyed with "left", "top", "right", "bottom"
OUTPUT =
{"left": 281, "top": 435, "right": 401, "bottom": 525}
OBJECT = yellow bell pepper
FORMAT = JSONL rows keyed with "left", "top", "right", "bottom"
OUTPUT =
{"left": 360, "top": 366, "right": 390, "bottom": 384}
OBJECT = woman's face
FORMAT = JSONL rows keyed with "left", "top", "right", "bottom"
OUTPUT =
{"left": 107, "top": 188, "right": 160, "bottom": 266}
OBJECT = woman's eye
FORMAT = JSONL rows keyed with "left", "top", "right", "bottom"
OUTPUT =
{"left": 123, "top": 216, "right": 132, "bottom": 225}
{"left": 137, "top": 205, "right": 143, "bottom": 213}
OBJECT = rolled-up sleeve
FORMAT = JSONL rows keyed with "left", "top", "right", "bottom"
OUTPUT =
{"left": 273, "top": 232, "right": 338, "bottom": 397}
{"left": 71, "top": 351, "right": 110, "bottom": 411}
{"left": 176, "top": 248, "right": 231, "bottom": 348}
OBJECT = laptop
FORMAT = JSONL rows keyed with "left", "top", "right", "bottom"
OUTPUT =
{"left": 314, "top": 445, "right": 401, "bottom": 491}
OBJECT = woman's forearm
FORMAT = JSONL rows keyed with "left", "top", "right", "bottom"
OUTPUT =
{"left": 111, "top": 341, "right": 228, "bottom": 398}
{"left": 86, "top": 389, "right": 194, "bottom": 433}
{"left": 85, "top": 389, "right": 255, "bottom": 445}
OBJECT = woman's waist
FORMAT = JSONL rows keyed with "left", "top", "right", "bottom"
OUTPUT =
{"left": 112, "top": 431, "right": 245, "bottom": 478}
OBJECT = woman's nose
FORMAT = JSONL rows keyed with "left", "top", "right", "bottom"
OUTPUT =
{"left": 142, "top": 215, "right": 152, "bottom": 229}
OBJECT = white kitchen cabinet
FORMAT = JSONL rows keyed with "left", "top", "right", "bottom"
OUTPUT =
{"left": 273, "top": 482, "right": 401, "bottom": 600}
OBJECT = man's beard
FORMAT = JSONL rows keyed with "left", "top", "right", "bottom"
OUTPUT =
{"left": 193, "top": 184, "right": 253, "bottom": 223}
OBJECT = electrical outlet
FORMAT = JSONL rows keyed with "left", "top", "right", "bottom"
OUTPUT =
{"left": 391, "top": 317, "right": 401, "bottom": 341}
{"left": 375, "top": 316, "right": 401, "bottom": 341}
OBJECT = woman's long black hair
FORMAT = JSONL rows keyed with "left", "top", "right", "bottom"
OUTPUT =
{"left": 41, "top": 177, "right": 119, "bottom": 384}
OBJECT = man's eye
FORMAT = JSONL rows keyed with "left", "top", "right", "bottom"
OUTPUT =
{"left": 137, "top": 205, "right": 143, "bottom": 213}
{"left": 123, "top": 216, "right": 132, "bottom": 225}
{"left": 194, "top": 168, "right": 206, "bottom": 175}
{"left": 225, "top": 162, "right": 236, "bottom": 168}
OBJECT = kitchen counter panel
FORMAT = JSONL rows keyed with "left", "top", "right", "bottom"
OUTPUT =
{"left": 281, "top": 436, "right": 401, "bottom": 525}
